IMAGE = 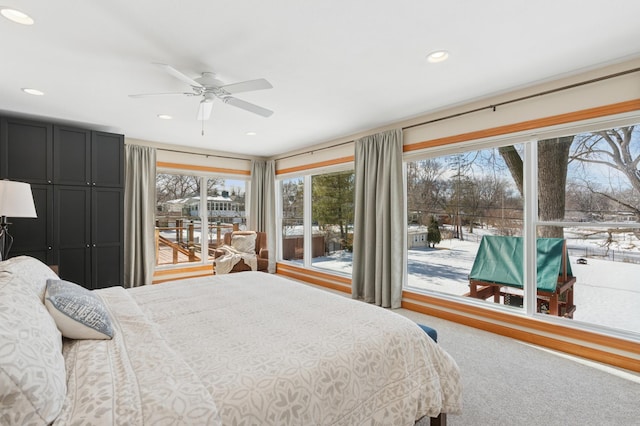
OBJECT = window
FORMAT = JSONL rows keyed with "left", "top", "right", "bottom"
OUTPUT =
{"left": 406, "top": 123, "right": 640, "bottom": 336}
{"left": 311, "top": 170, "right": 354, "bottom": 273}
{"left": 278, "top": 169, "right": 354, "bottom": 276}
{"left": 155, "top": 171, "right": 248, "bottom": 267}
{"left": 155, "top": 172, "right": 204, "bottom": 266}
{"left": 534, "top": 126, "right": 640, "bottom": 333}
{"left": 406, "top": 148, "right": 524, "bottom": 299}
{"left": 206, "top": 177, "right": 247, "bottom": 258}
{"left": 281, "top": 176, "right": 304, "bottom": 263}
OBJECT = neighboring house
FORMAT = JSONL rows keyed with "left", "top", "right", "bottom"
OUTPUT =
{"left": 187, "top": 192, "right": 246, "bottom": 221}
{"left": 408, "top": 227, "right": 429, "bottom": 249}
{"left": 159, "top": 198, "right": 192, "bottom": 216}
{"left": 158, "top": 191, "right": 246, "bottom": 222}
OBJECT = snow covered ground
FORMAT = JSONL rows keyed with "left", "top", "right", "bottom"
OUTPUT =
{"left": 311, "top": 236, "right": 640, "bottom": 335}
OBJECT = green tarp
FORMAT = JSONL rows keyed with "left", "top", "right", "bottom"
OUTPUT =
{"left": 469, "top": 236, "right": 573, "bottom": 293}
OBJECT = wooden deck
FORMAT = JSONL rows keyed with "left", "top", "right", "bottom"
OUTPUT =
{"left": 157, "top": 245, "right": 199, "bottom": 265}
{"left": 156, "top": 241, "right": 221, "bottom": 265}
{"left": 155, "top": 223, "right": 237, "bottom": 266}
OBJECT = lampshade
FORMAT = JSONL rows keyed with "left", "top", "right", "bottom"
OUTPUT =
{"left": 0, "top": 180, "right": 37, "bottom": 218}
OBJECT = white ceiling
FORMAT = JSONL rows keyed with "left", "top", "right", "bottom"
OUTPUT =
{"left": 2, "top": 1, "right": 640, "bottom": 158}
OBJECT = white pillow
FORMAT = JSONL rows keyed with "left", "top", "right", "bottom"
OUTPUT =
{"left": 0, "top": 255, "right": 59, "bottom": 301}
{"left": 45, "top": 279, "right": 114, "bottom": 340}
{"left": 231, "top": 232, "right": 257, "bottom": 253}
{"left": 0, "top": 273, "right": 67, "bottom": 425}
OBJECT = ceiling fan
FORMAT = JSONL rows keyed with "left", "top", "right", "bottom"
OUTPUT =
{"left": 129, "top": 63, "right": 274, "bottom": 120}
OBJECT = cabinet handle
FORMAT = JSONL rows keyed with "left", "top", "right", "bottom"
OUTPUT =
{"left": 86, "top": 244, "right": 90, "bottom": 248}
{"left": 47, "top": 180, "right": 52, "bottom": 184}
{"left": 92, "top": 182, "right": 96, "bottom": 186}
{"left": 87, "top": 182, "right": 90, "bottom": 185}
{"left": 48, "top": 246, "right": 52, "bottom": 250}
{"left": 92, "top": 244, "right": 96, "bottom": 247}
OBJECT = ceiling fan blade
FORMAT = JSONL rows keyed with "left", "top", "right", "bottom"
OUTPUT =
{"left": 128, "top": 92, "right": 194, "bottom": 98}
{"left": 223, "top": 97, "right": 273, "bottom": 117}
{"left": 154, "top": 63, "right": 203, "bottom": 88}
{"left": 197, "top": 100, "right": 214, "bottom": 121}
{"left": 220, "top": 78, "right": 273, "bottom": 94}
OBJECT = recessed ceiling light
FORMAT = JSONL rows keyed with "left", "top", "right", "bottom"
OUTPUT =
{"left": 245, "top": 131, "right": 257, "bottom": 136}
{"left": 157, "top": 114, "right": 173, "bottom": 120}
{"left": 1, "top": 8, "right": 34, "bottom": 25}
{"left": 21, "top": 88, "right": 44, "bottom": 96}
{"left": 427, "top": 50, "right": 449, "bottom": 63}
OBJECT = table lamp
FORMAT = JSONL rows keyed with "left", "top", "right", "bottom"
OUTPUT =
{"left": 0, "top": 180, "right": 37, "bottom": 260}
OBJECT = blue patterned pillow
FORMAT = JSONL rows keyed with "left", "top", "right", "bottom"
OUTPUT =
{"left": 44, "top": 279, "right": 114, "bottom": 340}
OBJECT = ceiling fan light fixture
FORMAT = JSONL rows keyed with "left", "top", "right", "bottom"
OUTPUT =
{"left": 427, "top": 50, "right": 449, "bottom": 63}
{"left": 197, "top": 100, "right": 214, "bottom": 121}
{"left": 1, "top": 7, "right": 34, "bottom": 25}
{"left": 22, "top": 87, "right": 44, "bottom": 96}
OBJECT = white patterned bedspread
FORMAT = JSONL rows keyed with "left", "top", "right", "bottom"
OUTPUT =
{"left": 54, "top": 285, "right": 222, "bottom": 425}
{"left": 56, "top": 272, "right": 462, "bottom": 425}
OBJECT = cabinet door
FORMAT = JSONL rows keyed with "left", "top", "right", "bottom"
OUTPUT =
{"left": 54, "top": 126, "right": 91, "bottom": 186}
{"left": 9, "top": 184, "right": 54, "bottom": 264}
{"left": 0, "top": 117, "right": 52, "bottom": 184}
{"left": 54, "top": 186, "right": 91, "bottom": 288}
{"left": 92, "top": 187, "right": 123, "bottom": 288}
{"left": 91, "top": 131, "right": 124, "bottom": 187}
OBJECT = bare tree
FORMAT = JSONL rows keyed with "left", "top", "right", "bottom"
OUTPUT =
{"left": 282, "top": 178, "right": 304, "bottom": 237}
{"left": 156, "top": 174, "right": 224, "bottom": 204}
{"left": 407, "top": 159, "right": 446, "bottom": 225}
{"left": 447, "top": 153, "right": 477, "bottom": 239}
{"left": 565, "top": 180, "right": 613, "bottom": 221}
{"left": 474, "top": 175, "right": 511, "bottom": 229}
{"left": 570, "top": 126, "right": 640, "bottom": 219}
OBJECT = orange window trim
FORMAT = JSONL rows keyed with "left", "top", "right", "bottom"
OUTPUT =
{"left": 276, "top": 156, "right": 355, "bottom": 176}
{"left": 402, "top": 291, "right": 640, "bottom": 355}
{"left": 157, "top": 161, "right": 250, "bottom": 176}
{"left": 404, "top": 99, "right": 640, "bottom": 153}
{"left": 402, "top": 299, "right": 640, "bottom": 373}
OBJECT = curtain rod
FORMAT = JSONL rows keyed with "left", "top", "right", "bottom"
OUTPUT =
{"left": 403, "top": 66, "right": 640, "bottom": 130}
{"left": 277, "top": 66, "right": 640, "bottom": 161}
{"left": 156, "top": 147, "right": 251, "bottom": 162}
{"left": 276, "top": 140, "right": 354, "bottom": 161}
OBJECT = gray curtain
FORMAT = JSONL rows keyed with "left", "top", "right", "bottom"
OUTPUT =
{"left": 124, "top": 144, "right": 156, "bottom": 287}
{"left": 249, "top": 160, "right": 276, "bottom": 273}
{"left": 352, "top": 129, "right": 404, "bottom": 308}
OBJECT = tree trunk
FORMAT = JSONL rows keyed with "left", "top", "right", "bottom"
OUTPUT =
{"left": 499, "top": 137, "right": 573, "bottom": 238}
{"left": 537, "top": 137, "right": 573, "bottom": 238}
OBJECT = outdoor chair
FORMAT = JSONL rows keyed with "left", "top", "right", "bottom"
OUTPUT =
{"left": 213, "top": 231, "right": 269, "bottom": 273}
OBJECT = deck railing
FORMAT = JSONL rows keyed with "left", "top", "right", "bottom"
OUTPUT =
{"left": 155, "top": 221, "right": 239, "bottom": 265}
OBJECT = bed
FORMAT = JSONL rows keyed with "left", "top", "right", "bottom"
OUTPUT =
{"left": 0, "top": 256, "right": 462, "bottom": 425}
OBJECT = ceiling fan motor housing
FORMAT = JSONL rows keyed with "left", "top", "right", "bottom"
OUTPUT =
{"left": 195, "top": 72, "right": 225, "bottom": 89}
